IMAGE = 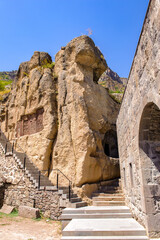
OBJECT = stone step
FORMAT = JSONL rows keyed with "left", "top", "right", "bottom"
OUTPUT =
{"left": 61, "top": 236, "right": 148, "bottom": 240}
{"left": 62, "top": 206, "right": 131, "bottom": 214}
{"left": 38, "top": 186, "right": 57, "bottom": 191}
{"left": 61, "top": 211, "right": 133, "bottom": 229}
{"left": 92, "top": 197, "right": 125, "bottom": 201}
{"left": 62, "top": 193, "right": 78, "bottom": 199}
{"left": 92, "top": 193, "right": 124, "bottom": 197}
{"left": 62, "top": 218, "right": 147, "bottom": 237}
{"left": 99, "top": 179, "right": 120, "bottom": 187}
{"left": 98, "top": 188, "right": 122, "bottom": 193}
{"left": 59, "top": 189, "right": 74, "bottom": 194}
{"left": 70, "top": 198, "right": 82, "bottom": 203}
{"left": 98, "top": 186, "right": 122, "bottom": 192}
{"left": 68, "top": 201, "right": 88, "bottom": 208}
{"left": 61, "top": 212, "right": 132, "bottom": 220}
{"left": 93, "top": 201, "right": 125, "bottom": 206}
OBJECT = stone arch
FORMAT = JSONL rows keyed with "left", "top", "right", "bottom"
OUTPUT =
{"left": 102, "top": 129, "right": 119, "bottom": 158}
{"left": 139, "top": 102, "right": 160, "bottom": 235}
{"left": 139, "top": 102, "right": 160, "bottom": 166}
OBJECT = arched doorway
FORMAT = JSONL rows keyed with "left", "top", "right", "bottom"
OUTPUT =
{"left": 102, "top": 129, "right": 119, "bottom": 158}
{"left": 139, "top": 102, "right": 160, "bottom": 235}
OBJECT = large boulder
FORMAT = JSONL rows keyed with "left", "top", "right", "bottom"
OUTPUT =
{"left": 0, "top": 51, "right": 57, "bottom": 170}
{"left": 1, "top": 36, "right": 120, "bottom": 187}
{"left": 51, "top": 36, "right": 120, "bottom": 186}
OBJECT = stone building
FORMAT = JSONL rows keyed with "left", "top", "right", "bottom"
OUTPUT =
{"left": 117, "top": 0, "right": 160, "bottom": 237}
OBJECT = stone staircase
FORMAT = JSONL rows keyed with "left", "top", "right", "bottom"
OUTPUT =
{"left": 0, "top": 130, "right": 87, "bottom": 208}
{"left": 92, "top": 178, "right": 125, "bottom": 206}
{"left": 60, "top": 178, "right": 149, "bottom": 240}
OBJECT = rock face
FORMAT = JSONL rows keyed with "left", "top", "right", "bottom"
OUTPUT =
{"left": 0, "top": 36, "right": 120, "bottom": 187}
{"left": 51, "top": 36, "right": 120, "bottom": 186}
{"left": 117, "top": 0, "right": 160, "bottom": 237}
{"left": 98, "top": 68, "right": 127, "bottom": 103}
{"left": 1, "top": 51, "right": 57, "bottom": 170}
{"left": 98, "top": 67, "right": 127, "bottom": 92}
{"left": 0, "top": 70, "right": 17, "bottom": 81}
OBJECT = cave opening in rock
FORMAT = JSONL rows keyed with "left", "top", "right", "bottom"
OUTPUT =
{"left": 104, "top": 143, "right": 110, "bottom": 156}
{"left": 102, "top": 129, "right": 119, "bottom": 158}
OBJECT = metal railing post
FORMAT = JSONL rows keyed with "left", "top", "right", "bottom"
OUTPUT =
{"left": 69, "top": 183, "right": 71, "bottom": 201}
{"left": 5, "top": 143, "right": 7, "bottom": 154}
{"left": 57, "top": 171, "right": 59, "bottom": 189}
{"left": 38, "top": 171, "right": 41, "bottom": 190}
{"left": 23, "top": 156, "right": 26, "bottom": 169}
{"left": 12, "top": 143, "right": 14, "bottom": 154}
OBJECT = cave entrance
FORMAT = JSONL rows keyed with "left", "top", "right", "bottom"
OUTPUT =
{"left": 139, "top": 102, "right": 160, "bottom": 235}
{"left": 103, "top": 129, "right": 119, "bottom": 158}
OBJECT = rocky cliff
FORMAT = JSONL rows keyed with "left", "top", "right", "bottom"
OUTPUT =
{"left": 98, "top": 68, "right": 127, "bottom": 92}
{"left": 0, "top": 70, "right": 17, "bottom": 81}
{"left": 0, "top": 36, "right": 120, "bottom": 187}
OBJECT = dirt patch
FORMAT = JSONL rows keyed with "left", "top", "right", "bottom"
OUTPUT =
{"left": 0, "top": 213, "right": 61, "bottom": 240}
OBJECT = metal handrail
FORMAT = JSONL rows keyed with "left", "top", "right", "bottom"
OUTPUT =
{"left": 0, "top": 128, "right": 72, "bottom": 201}
{"left": 40, "top": 169, "right": 72, "bottom": 200}
{"left": 11, "top": 138, "right": 26, "bottom": 153}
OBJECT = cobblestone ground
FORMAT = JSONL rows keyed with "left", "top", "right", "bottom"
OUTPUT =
{"left": 0, "top": 214, "right": 61, "bottom": 240}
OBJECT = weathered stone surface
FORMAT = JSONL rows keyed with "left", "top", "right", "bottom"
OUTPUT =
{"left": 0, "top": 36, "right": 120, "bottom": 188}
{"left": 18, "top": 205, "right": 40, "bottom": 219}
{"left": 0, "top": 204, "right": 15, "bottom": 214}
{"left": 117, "top": 0, "right": 160, "bottom": 237}
{"left": 98, "top": 67, "right": 127, "bottom": 92}
{"left": 51, "top": 35, "right": 120, "bottom": 187}
{"left": 81, "top": 183, "right": 98, "bottom": 198}
{"left": 0, "top": 51, "right": 57, "bottom": 171}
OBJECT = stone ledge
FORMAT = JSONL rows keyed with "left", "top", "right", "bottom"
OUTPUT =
{"left": 18, "top": 205, "right": 40, "bottom": 219}
{"left": 0, "top": 204, "right": 15, "bottom": 214}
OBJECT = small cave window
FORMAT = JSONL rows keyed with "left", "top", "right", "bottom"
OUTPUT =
{"left": 102, "top": 129, "right": 119, "bottom": 158}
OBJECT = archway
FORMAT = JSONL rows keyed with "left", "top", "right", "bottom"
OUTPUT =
{"left": 139, "top": 102, "right": 160, "bottom": 235}
{"left": 102, "top": 129, "right": 119, "bottom": 158}
{"left": 139, "top": 102, "right": 160, "bottom": 171}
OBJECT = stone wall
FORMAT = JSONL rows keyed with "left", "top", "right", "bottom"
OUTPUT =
{"left": 0, "top": 183, "right": 5, "bottom": 209}
{"left": 0, "top": 147, "right": 63, "bottom": 219}
{"left": 117, "top": 0, "right": 160, "bottom": 237}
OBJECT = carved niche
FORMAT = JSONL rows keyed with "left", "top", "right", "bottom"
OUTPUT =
{"left": 16, "top": 108, "right": 44, "bottom": 137}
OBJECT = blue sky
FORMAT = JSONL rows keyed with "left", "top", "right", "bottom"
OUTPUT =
{"left": 0, "top": 0, "right": 149, "bottom": 77}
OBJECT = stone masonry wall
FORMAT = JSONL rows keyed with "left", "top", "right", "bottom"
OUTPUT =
{"left": 117, "top": 0, "right": 160, "bottom": 237}
{"left": 0, "top": 147, "right": 63, "bottom": 219}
